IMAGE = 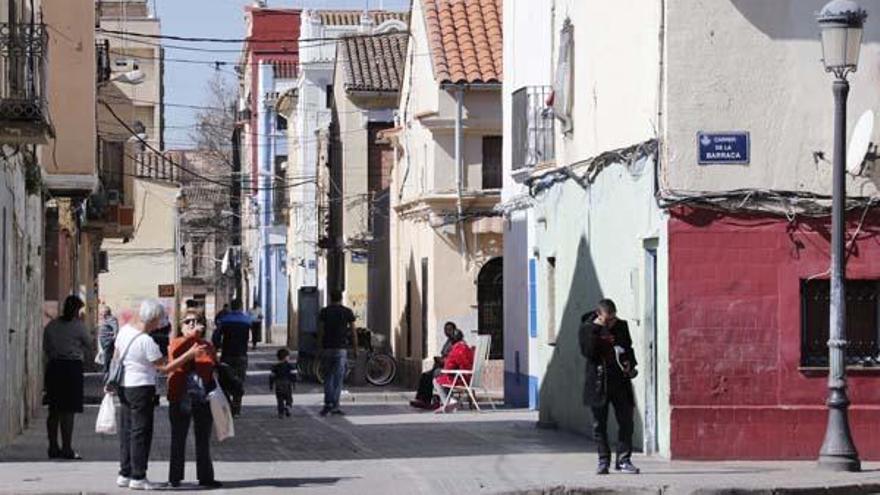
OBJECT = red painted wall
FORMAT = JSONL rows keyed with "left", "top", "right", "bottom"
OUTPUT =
{"left": 669, "top": 207, "right": 880, "bottom": 460}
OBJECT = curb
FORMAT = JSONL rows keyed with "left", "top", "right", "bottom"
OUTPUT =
{"left": 499, "top": 484, "right": 880, "bottom": 495}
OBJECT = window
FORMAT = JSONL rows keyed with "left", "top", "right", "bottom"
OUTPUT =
{"left": 482, "top": 136, "right": 502, "bottom": 190}
{"left": 276, "top": 114, "right": 288, "bottom": 131}
{"left": 98, "top": 251, "right": 109, "bottom": 273}
{"left": 325, "top": 84, "right": 334, "bottom": 109}
{"left": 421, "top": 258, "right": 429, "bottom": 359}
{"left": 478, "top": 257, "right": 504, "bottom": 359}
{"left": 801, "top": 279, "right": 880, "bottom": 367}
{"left": 101, "top": 140, "right": 125, "bottom": 202}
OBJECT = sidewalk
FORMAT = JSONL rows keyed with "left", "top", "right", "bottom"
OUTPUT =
{"left": 0, "top": 390, "right": 877, "bottom": 494}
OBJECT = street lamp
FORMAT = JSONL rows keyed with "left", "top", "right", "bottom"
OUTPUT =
{"left": 816, "top": 0, "right": 867, "bottom": 473}
{"left": 174, "top": 189, "right": 188, "bottom": 335}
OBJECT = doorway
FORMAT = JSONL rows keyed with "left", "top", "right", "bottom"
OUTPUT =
{"left": 643, "top": 242, "right": 659, "bottom": 455}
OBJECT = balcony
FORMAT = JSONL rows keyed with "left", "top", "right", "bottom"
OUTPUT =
{"left": 0, "top": 22, "right": 49, "bottom": 144}
{"left": 511, "top": 86, "right": 555, "bottom": 179}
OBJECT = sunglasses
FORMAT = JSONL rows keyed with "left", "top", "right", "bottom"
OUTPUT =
{"left": 183, "top": 318, "right": 198, "bottom": 325}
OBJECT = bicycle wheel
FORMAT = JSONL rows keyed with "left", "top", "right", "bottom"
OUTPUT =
{"left": 365, "top": 352, "right": 397, "bottom": 386}
{"left": 313, "top": 358, "right": 325, "bottom": 384}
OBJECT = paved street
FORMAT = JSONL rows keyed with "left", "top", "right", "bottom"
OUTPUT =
{"left": 1, "top": 382, "right": 879, "bottom": 495}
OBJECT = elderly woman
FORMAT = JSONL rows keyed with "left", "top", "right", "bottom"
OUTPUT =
{"left": 112, "top": 300, "right": 207, "bottom": 490}
{"left": 43, "top": 295, "right": 91, "bottom": 460}
{"left": 167, "top": 309, "right": 221, "bottom": 488}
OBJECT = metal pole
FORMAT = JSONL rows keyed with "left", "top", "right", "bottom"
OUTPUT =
{"left": 818, "top": 78, "right": 861, "bottom": 472}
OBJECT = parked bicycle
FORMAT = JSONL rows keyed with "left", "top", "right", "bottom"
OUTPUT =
{"left": 310, "top": 327, "right": 397, "bottom": 386}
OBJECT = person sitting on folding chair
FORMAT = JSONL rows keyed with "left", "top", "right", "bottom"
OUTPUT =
{"left": 432, "top": 329, "right": 474, "bottom": 413}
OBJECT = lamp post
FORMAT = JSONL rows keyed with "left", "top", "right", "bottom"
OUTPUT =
{"left": 816, "top": 0, "right": 867, "bottom": 473}
{"left": 174, "top": 189, "right": 188, "bottom": 335}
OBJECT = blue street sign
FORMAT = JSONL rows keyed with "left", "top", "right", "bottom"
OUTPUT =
{"left": 697, "top": 132, "right": 750, "bottom": 165}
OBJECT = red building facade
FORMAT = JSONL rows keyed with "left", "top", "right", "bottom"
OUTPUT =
{"left": 668, "top": 207, "right": 880, "bottom": 459}
{"left": 241, "top": 6, "right": 300, "bottom": 191}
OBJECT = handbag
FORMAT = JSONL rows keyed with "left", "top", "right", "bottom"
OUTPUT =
{"left": 105, "top": 332, "right": 145, "bottom": 393}
{"left": 208, "top": 373, "right": 234, "bottom": 442}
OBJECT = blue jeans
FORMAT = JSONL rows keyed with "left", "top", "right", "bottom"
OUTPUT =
{"left": 322, "top": 349, "right": 347, "bottom": 409}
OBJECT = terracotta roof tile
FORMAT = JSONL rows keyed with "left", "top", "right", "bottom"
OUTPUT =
{"left": 338, "top": 32, "right": 409, "bottom": 93}
{"left": 421, "top": 0, "right": 503, "bottom": 84}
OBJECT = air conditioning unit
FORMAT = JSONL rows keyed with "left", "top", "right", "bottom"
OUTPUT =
{"left": 106, "top": 189, "right": 121, "bottom": 205}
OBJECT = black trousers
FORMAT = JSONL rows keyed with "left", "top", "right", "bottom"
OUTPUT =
{"left": 590, "top": 383, "right": 634, "bottom": 465}
{"left": 275, "top": 390, "right": 292, "bottom": 416}
{"left": 221, "top": 355, "right": 248, "bottom": 415}
{"left": 119, "top": 386, "right": 156, "bottom": 481}
{"left": 169, "top": 400, "right": 214, "bottom": 484}
{"left": 416, "top": 371, "right": 435, "bottom": 402}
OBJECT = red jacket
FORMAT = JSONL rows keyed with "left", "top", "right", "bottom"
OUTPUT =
{"left": 436, "top": 341, "right": 475, "bottom": 388}
{"left": 167, "top": 335, "right": 217, "bottom": 403}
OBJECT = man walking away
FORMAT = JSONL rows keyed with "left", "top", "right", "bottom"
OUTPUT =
{"left": 317, "top": 290, "right": 357, "bottom": 416}
{"left": 212, "top": 299, "right": 251, "bottom": 416}
{"left": 579, "top": 298, "right": 640, "bottom": 475}
{"left": 249, "top": 304, "right": 263, "bottom": 349}
{"left": 97, "top": 305, "right": 119, "bottom": 375}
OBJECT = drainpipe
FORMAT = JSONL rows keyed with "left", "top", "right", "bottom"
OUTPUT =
{"left": 454, "top": 85, "right": 466, "bottom": 263}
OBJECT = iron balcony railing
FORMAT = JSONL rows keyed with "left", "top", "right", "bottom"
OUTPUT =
{"left": 512, "top": 85, "right": 555, "bottom": 171}
{"left": 0, "top": 22, "right": 47, "bottom": 123}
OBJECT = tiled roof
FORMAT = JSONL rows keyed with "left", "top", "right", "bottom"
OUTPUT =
{"left": 318, "top": 10, "right": 409, "bottom": 26}
{"left": 338, "top": 33, "right": 408, "bottom": 93}
{"left": 421, "top": 0, "right": 503, "bottom": 84}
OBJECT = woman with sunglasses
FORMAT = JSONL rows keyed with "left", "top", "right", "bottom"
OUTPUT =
{"left": 166, "top": 310, "right": 221, "bottom": 488}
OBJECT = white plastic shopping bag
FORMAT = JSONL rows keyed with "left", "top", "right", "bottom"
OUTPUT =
{"left": 208, "top": 387, "right": 234, "bottom": 441}
{"left": 95, "top": 393, "right": 117, "bottom": 435}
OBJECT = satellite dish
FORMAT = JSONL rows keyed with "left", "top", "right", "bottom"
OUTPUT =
{"left": 847, "top": 110, "right": 875, "bottom": 176}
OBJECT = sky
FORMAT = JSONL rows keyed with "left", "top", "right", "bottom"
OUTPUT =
{"left": 156, "top": 0, "right": 411, "bottom": 147}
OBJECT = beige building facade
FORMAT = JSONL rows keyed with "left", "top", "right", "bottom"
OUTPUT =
{"left": 388, "top": 0, "right": 504, "bottom": 384}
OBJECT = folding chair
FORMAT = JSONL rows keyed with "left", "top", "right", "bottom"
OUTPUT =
{"left": 437, "top": 335, "right": 497, "bottom": 413}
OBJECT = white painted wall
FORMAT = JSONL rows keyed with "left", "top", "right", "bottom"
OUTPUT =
{"left": 500, "top": 0, "right": 672, "bottom": 455}
{"left": 502, "top": 0, "right": 554, "bottom": 407}
{"left": 663, "top": 0, "right": 880, "bottom": 195}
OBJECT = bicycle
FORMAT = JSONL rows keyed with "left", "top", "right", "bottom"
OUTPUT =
{"left": 314, "top": 327, "right": 397, "bottom": 386}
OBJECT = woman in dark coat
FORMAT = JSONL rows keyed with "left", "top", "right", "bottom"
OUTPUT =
{"left": 43, "top": 295, "right": 91, "bottom": 459}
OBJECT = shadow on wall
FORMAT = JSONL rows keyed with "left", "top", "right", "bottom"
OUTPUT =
{"left": 393, "top": 253, "right": 423, "bottom": 387}
{"left": 730, "top": 0, "right": 880, "bottom": 42}
{"left": 537, "top": 235, "right": 644, "bottom": 446}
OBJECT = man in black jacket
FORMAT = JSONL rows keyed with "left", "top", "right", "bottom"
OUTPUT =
{"left": 579, "top": 298, "right": 639, "bottom": 475}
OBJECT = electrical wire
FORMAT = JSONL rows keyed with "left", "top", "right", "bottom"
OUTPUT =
{"left": 100, "top": 100, "right": 318, "bottom": 192}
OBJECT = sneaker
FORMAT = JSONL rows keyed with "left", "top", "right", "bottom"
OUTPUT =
{"left": 443, "top": 398, "right": 459, "bottom": 413}
{"left": 615, "top": 460, "right": 640, "bottom": 474}
{"left": 116, "top": 476, "right": 131, "bottom": 488}
{"left": 48, "top": 447, "right": 61, "bottom": 459}
{"left": 285, "top": 407, "right": 291, "bottom": 417}
{"left": 129, "top": 478, "right": 165, "bottom": 490}
{"left": 319, "top": 406, "right": 332, "bottom": 417}
{"left": 330, "top": 408, "right": 345, "bottom": 416}
{"left": 168, "top": 480, "right": 181, "bottom": 488}
{"left": 199, "top": 480, "right": 223, "bottom": 489}
{"left": 596, "top": 463, "right": 610, "bottom": 475}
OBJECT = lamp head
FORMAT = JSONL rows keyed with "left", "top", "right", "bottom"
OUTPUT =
{"left": 817, "top": 0, "right": 868, "bottom": 78}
